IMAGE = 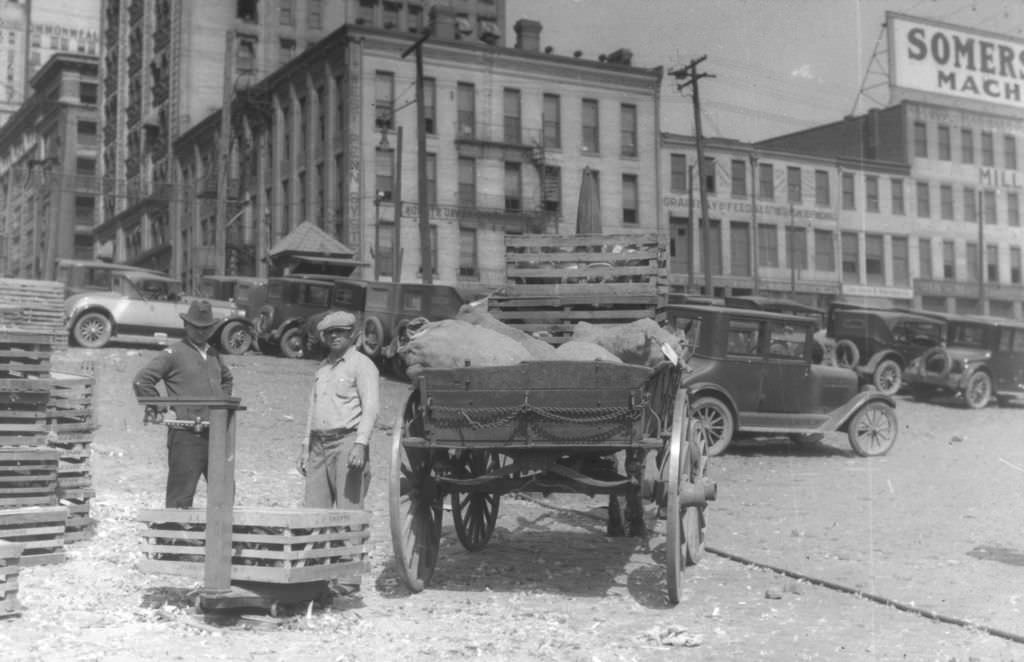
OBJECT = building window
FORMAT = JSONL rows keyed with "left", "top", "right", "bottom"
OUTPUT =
{"left": 581, "top": 99, "right": 599, "bottom": 153}
{"left": 458, "top": 157, "right": 476, "bottom": 207}
{"left": 298, "top": 96, "right": 308, "bottom": 152}
{"left": 964, "top": 186, "right": 976, "bottom": 222}
{"left": 987, "top": 244, "right": 999, "bottom": 282}
{"left": 1009, "top": 192, "right": 1020, "bottom": 227}
{"left": 708, "top": 220, "right": 723, "bottom": 275}
{"left": 891, "top": 177, "right": 904, "bottom": 215}
{"left": 278, "top": 38, "right": 295, "bottom": 67}
{"left": 787, "top": 166, "right": 801, "bottom": 203}
{"left": 357, "top": 0, "right": 375, "bottom": 24}
{"left": 504, "top": 162, "right": 522, "bottom": 211}
{"left": 841, "top": 232, "right": 859, "bottom": 283}
{"left": 423, "top": 78, "right": 436, "bottom": 134}
{"left": 731, "top": 160, "right": 746, "bottom": 197}
{"left": 622, "top": 174, "right": 638, "bottom": 225}
{"left": 375, "top": 148, "right": 393, "bottom": 201}
{"left": 965, "top": 242, "right": 978, "bottom": 282}
{"left": 381, "top": 2, "right": 399, "bottom": 28}
{"left": 892, "top": 236, "right": 909, "bottom": 286}
{"left": 280, "top": 0, "right": 294, "bottom": 25}
{"left": 298, "top": 171, "right": 307, "bottom": 221}
{"left": 938, "top": 125, "right": 951, "bottom": 160}
{"left": 703, "top": 157, "right": 716, "bottom": 194}
{"left": 77, "top": 120, "right": 97, "bottom": 146}
{"left": 982, "top": 131, "right": 994, "bottom": 166}
{"left": 815, "top": 170, "right": 830, "bottom": 207}
{"left": 79, "top": 82, "right": 97, "bottom": 104}
{"left": 940, "top": 184, "right": 953, "bottom": 220}
{"left": 814, "top": 229, "right": 834, "bottom": 271}
{"left": 459, "top": 227, "right": 478, "bottom": 278}
{"left": 730, "top": 221, "right": 750, "bottom": 276}
{"left": 237, "top": 0, "right": 258, "bottom": 22}
{"left": 503, "top": 88, "right": 521, "bottom": 143}
{"left": 866, "top": 176, "right": 879, "bottom": 212}
{"left": 620, "top": 104, "right": 637, "bottom": 157}
{"left": 841, "top": 172, "right": 855, "bottom": 210}
{"left": 281, "top": 179, "right": 291, "bottom": 229}
{"left": 542, "top": 94, "right": 560, "bottom": 149}
{"left": 457, "top": 82, "right": 475, "bottom": 138}
{"left": 916, "top": 182, "right": 930, "bottom": 218}
{"left": 375, "top": 71, "right": 394, "bottom": 130}
{"left": 961, "top": 128, "right": 974, "bottom": 163}
{"left": 309, "top": 0, "right": 324, "bottom": 28}
{"left": 919, "top": 238, "right": 932, "bottom": 279}
{"left": 671, "top": 154, "right": 687, "bottom": 193}
{"left": 758, "top": 224, "right": 778, "bottom": 267}
{"left": 1012, "top": 246, "right": 1022, "bottom": 284}
{"left": 943, "top": 240, "right": 955, "bottom": 279}
{"left": 542, "top": 165, "right": 561, "bottom": 212}
{"left": 1005, "top": 135, "right": 1018, "bottom": 170}
{"left": 425, "top": 153, "right": 436, "bottom": 206}
{"left": 758, "top": 163, "right": 773, "bottom": 200}
{"left": 407, "top": 5, "right": 423, "bottom": 32}
{"left": 983, "top": 190, "right": 997, "bottom": 224}
{"left": 913, "top": 121, "right": 927, "bottom": 158}
{"left": 787, "top": 226, "right": 807, "bottom": 270}
{"left": 316, "top": 163, "right": 324, "bottom": 221}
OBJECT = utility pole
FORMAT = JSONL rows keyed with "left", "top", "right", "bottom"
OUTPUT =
{"left": 392, "top": 125, "right": 404, "bottom": 283}
{"left": 671, "top": 56, "right": 715, "bottom": 297}
{"left": 687, "top": 163, "right": 695, "bottom": 291}
{"left": 214, "top": 30, "right": 235, "bottom": 277}
{"left": 402, "top": 30, "right": 433, "bottom": 284}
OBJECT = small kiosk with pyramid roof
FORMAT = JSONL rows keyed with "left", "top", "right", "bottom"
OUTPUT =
{"left": 264, "top": 222, "right": 366, "bottom": 278}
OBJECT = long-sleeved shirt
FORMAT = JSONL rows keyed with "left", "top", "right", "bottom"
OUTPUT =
{"left": 133, "top": 341, "right": 234, "bottom": 421}
{"left": 304, "top": 346, "right": 380, "bottom": 446}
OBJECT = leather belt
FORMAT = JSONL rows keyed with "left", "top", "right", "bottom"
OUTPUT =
{"left": 310, "top": 427, "right": 355, "bottom": 442}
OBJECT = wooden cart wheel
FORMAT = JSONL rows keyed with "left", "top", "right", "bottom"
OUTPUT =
{"left": 450, "top": 450, "right": 501, "bottom": 552}
{"left": 665, "top": 388, "right": 688, "bottom": 605}
{"left": 682, "top": 411, "right": 709, "bottom": 566}
{"left": 389, "top": 392, "right": 443, "bottom": 592}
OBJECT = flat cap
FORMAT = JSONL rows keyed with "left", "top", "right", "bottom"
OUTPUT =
{"left": 317, "top": 310, "right": 357, "bottom": 333}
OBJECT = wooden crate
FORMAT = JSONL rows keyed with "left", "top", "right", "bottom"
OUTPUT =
{"left": 138, "top": 507, "right": 370, "bottom": 584}
{"left": 0, "top": 540, "right": 24, "bottom": 617}
{"left": 0, "top": 331, "right": 54, "bottom": 377}
{"left": 45, "top": 372, "right": 95, "bottom": 425}
{"left": 0, "top": 506, "right": 66, "bottom": 566}
{"left": 63, "top": 500, "right": 94, "bottom": 544}
{"left": 0, "top": 448, "right": 59, "bottom": 508}
{"left": 0, "top": 279, "right": 66, "bottom": 349}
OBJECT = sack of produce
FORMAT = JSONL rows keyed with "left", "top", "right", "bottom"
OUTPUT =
{"left": 572, "top": 318, "right": 684, "bottom": 367}
{"left": 552, "top": 340, "right": 623, "bottom": 363}
{"left": 399, "top": 318, "right": 535, "bottom": 379}
{"left": 455, "top": 303, "right": 557, "bottom": 359}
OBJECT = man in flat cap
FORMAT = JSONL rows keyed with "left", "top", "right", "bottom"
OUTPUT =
{"left": 298, "top": 310, "right": 380, "bottom": 515}
{"left": 133, "top": 300, "right": 234, "bottom": 508}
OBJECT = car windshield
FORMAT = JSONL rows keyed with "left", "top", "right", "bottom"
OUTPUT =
{"left": 766, "top": 320, "right": 809, "bottom": 358}
{"left": 892, "top": 320, "right": 944, "bottom": 345}
{"left": 947, "top": 322, "right": 992, "bottom": 348}
{"left": 133, "top": 278, "right": 180, "bottom": 301}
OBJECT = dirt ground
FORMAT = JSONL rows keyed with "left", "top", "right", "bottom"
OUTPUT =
{"left": 2, "top": 346, "right": 1023, "bottom": 661}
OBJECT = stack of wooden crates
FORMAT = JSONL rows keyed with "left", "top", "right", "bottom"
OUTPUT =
{"left": 489, "top": 233, "right": 668, "bottom": 344}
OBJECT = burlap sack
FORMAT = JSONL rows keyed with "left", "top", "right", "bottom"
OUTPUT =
{"left": 399, "top": 318, "right": 534, "bottom": 379}
{"left": 455, "top": 304, "right": 558, "bottom": 359}
{"left": 572, "top": 318, "right": 684, "bottom": 367}
{"left": 552, "top": 340, "right": 623, "bottom": 363}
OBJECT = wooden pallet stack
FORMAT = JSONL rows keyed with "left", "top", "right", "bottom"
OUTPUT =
{"left": 0, "top": 540, "right": 24, "bottom": 617}
{"left": 0, "top": 506, "right": 66, "bottom": 566}
{"left": 46, "top": 371, "right": 97, "bottom": 543}
{"left": 0, "top": 279, "right": 66, "bottom": 351}
{"left": 491, "top": 233, "right": 668, "bottom": 345}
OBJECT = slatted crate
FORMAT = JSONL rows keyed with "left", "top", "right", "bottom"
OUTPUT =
{"left": 0, "top": 506, "right": 67, "bottom": 566}
{"left": 0, "top": 379, "right": 51, "bottom": 447}
{"left": 0, "top": 448, "right": 59, "bottom": 508}
{"left": 138, "top": 508, "right": 370, "bottom": 584}
{"left": 62, "top": 500, "right": 94, "bottom": 544}
{"left": 0, "top": 331, "right": 54, "bottom": 377}
{"left": 0, "top": 279, "right": 66, "bottom": 350}
{"left": 45, "top": 372, "right": 95, "bottom": 425}
{"left": 0, "top": 540, "right": 24, "bottom": 617}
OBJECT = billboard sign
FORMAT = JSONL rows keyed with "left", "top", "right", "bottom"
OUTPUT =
{"left": 888, "top": 13, "right": 1024, "bottom": 110}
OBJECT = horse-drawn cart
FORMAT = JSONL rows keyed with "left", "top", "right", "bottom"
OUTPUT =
{"left": 389, "top": 360, "right": 717, "bottom": 604}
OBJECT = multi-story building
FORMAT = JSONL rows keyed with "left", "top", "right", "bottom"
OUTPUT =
{"left": 96, "top": 0, "right": 508, "bottom": 273}
{"left": 114, "top": 11, "right": 660, "bottom": 289}
{"left": 0, "top": 53, "right": 99, "bottom": 279}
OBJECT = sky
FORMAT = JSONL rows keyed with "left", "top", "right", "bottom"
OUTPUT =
{"left": 509, "top": 0, "right": 1024, "bottom": 143}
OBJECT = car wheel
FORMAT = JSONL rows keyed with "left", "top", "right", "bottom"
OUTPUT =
{"left": 690, "top": 396, "right": 734, "bottom": 457}
{"left": 359, "top": 316, "right": 385, "bottom": 359}
{"left": 834, "top": 339, "right": 860, "bottom": 369}
{"left": 847, "top": 402, "right": 898, "bottom": 457}
{"left": 218, "top": 321, "right": 252, "bottom": 355}
{"left": 279, "top": 327, "right": 306, "bottom": 359}
{"left": 872, "top": 359, "right": 902, "bottom": 396}
{"left": 72, "top": 312, "right": 112, "bottom": 349}
{"left": 963, "top": 371, "right": 992, "bottom": 409}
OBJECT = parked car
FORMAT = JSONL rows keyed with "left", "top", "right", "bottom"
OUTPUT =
{"left": 826, "top": 304, "right": 945, "bottom": 395}
{"left": 304, "top": 280, "right": 466, "bottom": 371}
{"left": 65, "top": 271, "right": 252, "bottom": 353}
{"left": 198, "top": 275, "right": 268, "bottom": 318}
{"left": 725, "top": 295, "right": 828, "bottom": 362}
{"left": 904, "top": 314, "right": 1024, "bottom": 408}
{"left": 253, "top": 276, "right": 354, "bottom": 358}
{"left": 665, "top": 304, "right": 899, "bottom": 457}
{"left": 56, "top": 258, "right": 166, "bottom": 298}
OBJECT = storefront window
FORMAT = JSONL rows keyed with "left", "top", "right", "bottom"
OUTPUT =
{"left": 814, "top": 229, "right": 834, "bottom": 271}
{"left": 841, "top": 231, "right": 859, "bottom": 283}
{"left": 892, "top": 236, "right": 909, "bottom": 286}
{"left": 865, "top": 233, "right": 884, "bottom": 285}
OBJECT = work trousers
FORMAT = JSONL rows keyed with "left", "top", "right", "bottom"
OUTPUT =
{"left": 165, "top": 428, "right": 208, "bottom": 509}
{"left": 303, "top": 431, "right": 370, "bottom": 510}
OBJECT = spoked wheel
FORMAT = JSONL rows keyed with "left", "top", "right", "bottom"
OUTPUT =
{"left": 450, "top": 450, "right": 501, "bottom": 552}
{"left": 847, "top": 402, "right": 898, "bottom": 457}
{"left": 665, "top": 388, "right": 689, "bottom": 605}
{"left": 389, "top": 392, "right": 443, "bottom": 592}
{"left": 682, "top": 414, "right": 709, "bottom": 567}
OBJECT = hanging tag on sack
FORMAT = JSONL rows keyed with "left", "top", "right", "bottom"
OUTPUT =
{"left": 661, "top": 342, "right": 679, "bottom": 366}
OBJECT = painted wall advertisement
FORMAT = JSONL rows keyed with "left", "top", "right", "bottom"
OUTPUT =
{"left": 889, "top": 13, "right": 1024, "bottom": 109}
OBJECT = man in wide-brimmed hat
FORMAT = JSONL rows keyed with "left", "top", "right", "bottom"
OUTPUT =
{"left": 133, "top": 300, "right": 234, "bottom": 508}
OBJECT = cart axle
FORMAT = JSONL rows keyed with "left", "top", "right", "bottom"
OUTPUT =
{"left": 678, "top": 479, "right": 717, "bottom": 508}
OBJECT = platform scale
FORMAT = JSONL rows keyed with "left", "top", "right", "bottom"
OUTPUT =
{"left": 136, "top": 396, "right": 368, "bottom": 615}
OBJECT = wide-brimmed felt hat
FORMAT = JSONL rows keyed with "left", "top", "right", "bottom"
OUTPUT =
{"left": 179, "top": 300, "right": 219, "bottom": 328}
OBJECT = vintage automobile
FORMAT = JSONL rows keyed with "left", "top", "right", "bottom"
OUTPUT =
{"left": 56, "top": 258, "right": 167, "bottom": 298}
{"left": 65, "top": 271, "right": 252, "bottom": 353}
{"left": 725, "top": 295, "right": 828, "bottom": 363}
{"left": 665, "top": 304, "right": 899, "bottom": 457}
{"left": 252, "top": 276, "right": 355, "bottom": 358}
{"left": 303, "top": 280, "right": 465, "bottom": 370}
{"left": 826, "top": 304, "right": 945, "bottom": 395}
{"left": 904, "top": 314, "right": 1024, "bottom": 409}
{"left": 198, "top": 275, "right": 268, "bottom": 318}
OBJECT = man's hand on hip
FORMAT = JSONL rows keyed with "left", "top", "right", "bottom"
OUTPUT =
{"left": 347, "top": 443, "right": 368, "bottom": 469}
